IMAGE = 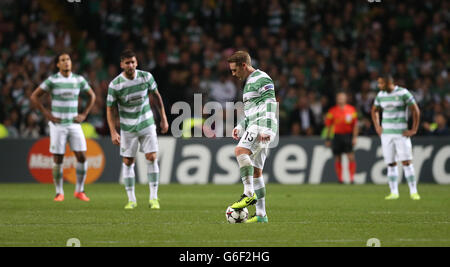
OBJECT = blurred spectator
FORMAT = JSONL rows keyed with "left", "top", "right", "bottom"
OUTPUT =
{"left": 423, "top": 114, "right": 450, "bottom": 136}
{"left": 355, "top": 80, "right": 376, "bottom": 118}
{"left": 3, "top": 108, "right": 20, "bottom": 138}
{"left": 308, "top": 90, "right": 325, "bottom": 128}
{"left": 209, "top": 72, "right": 237, "bottom": 108}
{"left": 20, "top": 112, "right": 41, "bottom": 138}
{"left": 360, "top": 117, "right": 377, "bottom": 136}
{"left": 289, "top": 97, "right": 317, "bottom": 136}
{"left": 2, "top": 117, "right": 19, "bottom": 138}
{"left": 86, "top": 100, "right": 108, "bottom": 136}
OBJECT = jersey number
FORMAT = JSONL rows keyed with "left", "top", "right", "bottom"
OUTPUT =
{"left": 244, "top": 132, "right": 256, "bottom": 142}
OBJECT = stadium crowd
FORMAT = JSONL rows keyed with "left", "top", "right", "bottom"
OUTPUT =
{"left": 0, "top": 0, "right": 449, "bottom": 138}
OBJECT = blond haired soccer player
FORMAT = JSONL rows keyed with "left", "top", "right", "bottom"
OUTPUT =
{"left": 371, "top": 75, "right": 421, "bottom": 200}
{"left": 106, "top": 49, "right": 169, "bottom": 210}
{"left": 31, "top": 53, "right": 96, "bottom": 202}
{"left": 227, "top": 51, "right": 278, "bottom": 223}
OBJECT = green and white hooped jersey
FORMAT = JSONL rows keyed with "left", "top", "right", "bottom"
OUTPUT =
{"left": 107, "top": 70, "right": 157, "bottom": 133}
{"left": 374, "top": 86, "right": 416, "bottom": 135}
{"left": 239, "top": 69, "right": 278, "bottom": 135}
{"left": 40, "top": 72, "right": 90, "bottom": 125}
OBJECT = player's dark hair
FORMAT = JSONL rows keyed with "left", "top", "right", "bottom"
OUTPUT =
{"left": 120, "top": 49, "right": 137, "bottom": 61}
{"left": 54, "top": 52, "right": 70, "bottom": 67}
{"left": 380, "top": 74, "right": 394, "bottom": 83}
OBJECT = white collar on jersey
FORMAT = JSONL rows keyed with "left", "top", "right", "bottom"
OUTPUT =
{"left": 245, "top": 69, "right": 258, "bottom": 84}
{"left": 121, "top": 71, "right": 137, "bottom": 81}
{"left": 58, "top": 72, "right": 73, "bottom": 79}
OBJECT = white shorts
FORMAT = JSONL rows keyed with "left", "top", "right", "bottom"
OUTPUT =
{"left": 120, "top": 125, "right": 158, "bottom": 158}
{"left": 237, "top": 125, "right": 274, "bottom": 169}
{"left": 381, "top": 134, "right": 413, "bottom": 165}
{"left": 49, "top": 122, "right": 87, "bottom": 154}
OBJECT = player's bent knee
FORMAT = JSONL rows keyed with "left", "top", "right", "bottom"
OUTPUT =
{"left": 53, "top": 154, "right": 64, "bottom": 164}
{"left": 236, "top": 154, "right": 252, "bottom": 168}
{"left": 235, "top": 146, "right": 251, "bottom": 157}
{"left": 253, "top": 167, "right": 262, "bottom": 177}
{"left": 123, "top": 157, "right": 135, "bottom": 166}
{"left": 74, "top": 152, "right": 86, "bottom": 163}
{"left": 145, "top": 153, "right": 157, "bottom": 162}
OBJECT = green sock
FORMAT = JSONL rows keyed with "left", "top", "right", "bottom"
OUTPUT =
{"left": 53, "top": 164, "right": 64, "bottom": 195}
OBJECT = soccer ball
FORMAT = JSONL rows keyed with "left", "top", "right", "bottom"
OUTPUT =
{"left": 226, "top": 206, "right": 249, "bottom": 224}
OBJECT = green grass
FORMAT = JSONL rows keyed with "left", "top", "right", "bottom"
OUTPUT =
{"left": 0, "top": 183, "right": 449, "bottom": 247}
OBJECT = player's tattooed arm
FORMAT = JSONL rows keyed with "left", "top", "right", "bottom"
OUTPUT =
{"left": 371, "top": 105, "right": 383, "bottom": 136}
{"left": 403, "top": 103, "right": 421, "bottom": 137}
{"left": 30, "top": 87, "right": 61, "bottom": 123}
{"left": 75, "top": 88, "right": 96, "bottom": 123}
{"left": 150, "top": 90, "right": 169, "bottom": 134}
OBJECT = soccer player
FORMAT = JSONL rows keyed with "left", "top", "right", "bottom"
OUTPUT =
{"left": 371, "top": 75, "right": 421, "bottom": 200}
{"left": 30, "top": 52, "right": 96, "bottom": 202}
{"left": 228, "top": 51, "right": 278, "bottom": 224}
{"left": 106, "top": 49, "right": 169, "bottom": 210}
{"left": 325, "top": 92, "right": 358, "bottom": 184}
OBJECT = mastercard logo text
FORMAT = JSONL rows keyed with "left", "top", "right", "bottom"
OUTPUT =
{"left": 27, "top": 137, "right": 105, "bottom": 184}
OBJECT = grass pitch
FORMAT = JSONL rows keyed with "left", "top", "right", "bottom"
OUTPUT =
{"left": 0, "top": 183, "right": 449, "bottom": 247}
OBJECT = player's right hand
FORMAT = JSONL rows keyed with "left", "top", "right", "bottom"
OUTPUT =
{"left": 160, "top": 119, "right": 169, "bottom": 134}
{"left": 47, "top": 114, "right": 61, "bottom": 124}
{"left": 376, "top": 127, "right": 383, "bottom": 136}
{"left": 232, "top": 128, "right": 241, "bottom": 141}
{"left": 111, "top": 132, "right": 121, "bottom": 146}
